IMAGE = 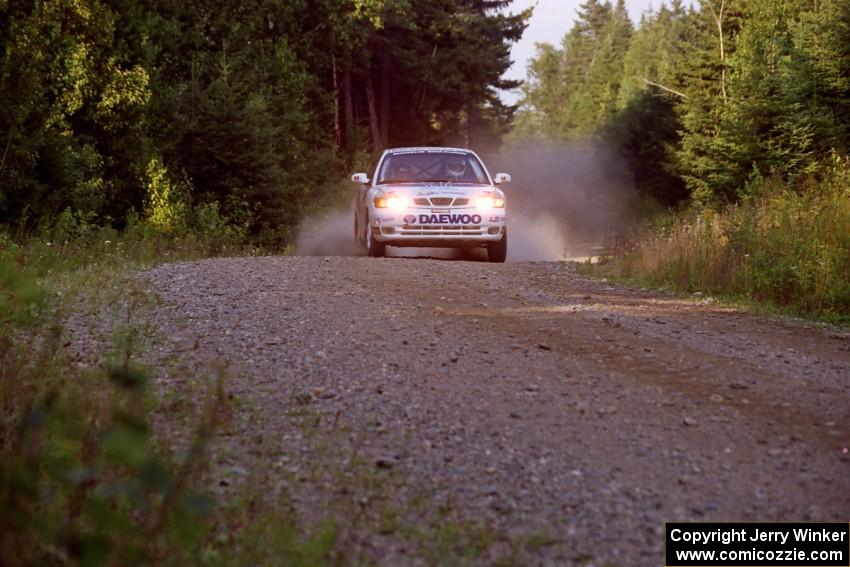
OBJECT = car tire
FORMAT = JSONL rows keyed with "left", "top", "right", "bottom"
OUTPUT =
{"left": 487, "top": 231, "right": 507, "bottom": 263}
{"left": 355, "top": 217, "right": 368, "bottom": 249}
{"left": 367, "top": 227, "right": 386, "bottom": 258}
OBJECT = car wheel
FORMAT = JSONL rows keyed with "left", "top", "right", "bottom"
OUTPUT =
{"left": 367, "top": 226, "right": 386, "bottom": 258}
{"left": 487, "top": 231, "right": 507, "bottom": 263}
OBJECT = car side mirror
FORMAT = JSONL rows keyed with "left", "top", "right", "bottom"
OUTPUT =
{"left": 351, "top": 173, "right": 370, "bottom": 185}
{"left": 494, "top": 173, "right": 511, "bottom": 185}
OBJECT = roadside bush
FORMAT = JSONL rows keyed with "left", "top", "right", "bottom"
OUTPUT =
{"left": 189, "top": 201, "right": 251, "bottom": 254}
{"left": 0, "top": 232, "right": 222, "bottom": 566}
{"left": 0, "top": 230, "right": 334, "bottom": 566}
{"left": 598, "top": 155, "right": 850, "bottom": 323}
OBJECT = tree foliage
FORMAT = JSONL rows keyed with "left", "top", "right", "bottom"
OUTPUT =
{"left": 0, "top": 0, "right": 528, "bottom": 241}
{"left": 516, "top": 0, "right": 850, "bottom": 206}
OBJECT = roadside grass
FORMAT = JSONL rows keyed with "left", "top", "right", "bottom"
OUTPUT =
{"left": 584, "top": 156, "right": 850, "bottom": 325}
{"left": 0, "top": 219, "right": 341, "bottom": 566}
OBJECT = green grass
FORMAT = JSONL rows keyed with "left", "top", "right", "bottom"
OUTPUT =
{"left": 0, "top": 219, "right": 342, "bottom": 566}
{"left": 587, "top": 156, "right": 850, "bottom": 325}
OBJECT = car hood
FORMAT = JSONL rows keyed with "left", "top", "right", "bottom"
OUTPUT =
{"left": 375, "top": 183, "right": 497, "bottom": 198}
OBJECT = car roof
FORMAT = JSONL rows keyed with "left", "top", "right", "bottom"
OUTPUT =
{"left": 386, "top": 147, "right": 472, "bottom": 155}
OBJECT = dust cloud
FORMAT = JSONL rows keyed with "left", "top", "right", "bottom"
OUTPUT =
{"left": 490, "top": 143, "right": 635, "bottom": 261}
{"left": 295, "top": 144, "right": 635, "bottom": 261}
{"left": 295, "top": 208, "right": 466, "bottom": 259}
{"left": 294, "top": 207, "right": 363, "bottom": 257}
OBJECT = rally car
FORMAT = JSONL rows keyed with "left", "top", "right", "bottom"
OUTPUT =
{"left": 351, "top": 147, "right": 510, "bottom": 262}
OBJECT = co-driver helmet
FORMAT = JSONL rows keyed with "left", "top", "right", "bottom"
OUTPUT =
{"left": 446, "top": 159, "right": 466, "bottom": 178}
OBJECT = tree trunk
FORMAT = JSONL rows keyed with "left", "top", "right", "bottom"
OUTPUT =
{"left": 365, "top": 74, "right": 383, "bottom": 151}
{"left": 707, "top": 0, "right": 728, "bottom": 103}
{"left": 332, "top": 55, "right": 341, "bottom": 147}
{"left": 380, "top": 51, "right": 390, "bottom": 148}
{"left": 343, "top": 65, "right": 354, "bottom": 150}
{"left": 419, "top": 44, "right": 438, "bottom": 110}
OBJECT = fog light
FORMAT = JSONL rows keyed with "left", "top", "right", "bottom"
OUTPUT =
{"left": 488, "top": 226, "right": 501, "bottom": 235}
{"left": 381, "top": 227, "right": 395, "bottom": 235}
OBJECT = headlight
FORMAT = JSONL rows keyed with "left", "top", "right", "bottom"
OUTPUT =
{"left": 475, "top": 196, "right": 505, "bottom": 209}
{"left": 386, "top": 196, "right": 408, "bottom": 211}
{"left": 374, "top": 195, "right": 408, "bottom": 210}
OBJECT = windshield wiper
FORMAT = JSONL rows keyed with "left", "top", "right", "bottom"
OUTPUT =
{"left": 378, "top": 178, "right": 417, "bottom": 184}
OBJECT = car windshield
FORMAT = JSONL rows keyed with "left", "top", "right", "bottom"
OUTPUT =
{"left": 377, "top": 152, "right": 488, "bottom": 184}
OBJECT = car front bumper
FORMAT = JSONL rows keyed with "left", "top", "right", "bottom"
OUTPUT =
{"left": 370, "top": 207, "right": 506, "bottom": 247}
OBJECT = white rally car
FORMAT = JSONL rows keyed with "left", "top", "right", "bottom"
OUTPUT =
{"left": 351, "top": 147, "right": 510, "bottom": 262}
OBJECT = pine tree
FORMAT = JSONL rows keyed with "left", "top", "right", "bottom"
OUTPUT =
{"left": 673, "top": 0, "right": 745, "bottom": 203}
{"left": 513, "top": 43, "right": 568, "bottom": 138}
{"left": 568, "top": 0, "right": 633, "bottom": 135}
{"left": 783, "top": 0, "right": 850, "bottom": 160}
{"left": 515, "top": 0, "right": 629, "bottom": 140}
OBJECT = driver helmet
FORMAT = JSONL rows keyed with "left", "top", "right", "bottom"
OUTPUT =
{"left": 395, "top": 163, "right": 413, "bottom": 180}
{"left": 446, "top": 159, "right": 466, "bottom": 178}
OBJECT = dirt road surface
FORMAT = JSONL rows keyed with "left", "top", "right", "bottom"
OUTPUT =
{"left": 143, "top": 256, "right": 850, "bottom": 566}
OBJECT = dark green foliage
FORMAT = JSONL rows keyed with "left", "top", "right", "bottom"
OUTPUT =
{"left": 715, "top": 0, "right": 850, "bottom": 194}
{"left": 0, "top": 231, "right": 335, "bottom": 566}
{"left": 514, "top": 0, "right": 633, "bottom": 139}
{"left": 593, "top": 157, "right": 850, "bottom": 322}
{"left": 521, "top": 0, "right": 850, "bottom": 318}
{"left": 0, "top": 0, "right": 528, "bottom": 242}
{"left": 606, "top": 91, "right": 687, "bottom": 205}
{"left": 0, "top": 0, "right": 151, "bottom": 224}
{"left": 338, "top": 0, "right": 528, "bottom": 151}
{"left": 516, "top": 0, "right": 850, "bottom": 207}
{"left": 0, "top": 239, "right": 211, "bottom": 566}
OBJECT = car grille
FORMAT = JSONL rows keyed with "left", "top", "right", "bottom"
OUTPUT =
{"left": 412, "top": 197, "right": 470, "bottom": 207}
{"left": 400, "top": 225, "right": 484, "bottom": 236}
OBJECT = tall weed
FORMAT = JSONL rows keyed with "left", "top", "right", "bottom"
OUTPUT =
{"left": 598, "top": 155, "right": 850, "bottom": 322}
{"left": 0, "top": 226, "right": 333, "bottom": 566}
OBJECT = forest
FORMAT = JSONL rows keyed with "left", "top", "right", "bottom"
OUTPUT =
{"left": 2, "top": 0, "right": 849, "bottom": 307}
{"left": 513, "top": 0, "right": 850, "bottom": 319}
{"left": 4, "top": 0, "right": 848, "bottom": 241}
{"left": 515, "top": 0, "right": 850, "bottom": 206}
{"left": 0, "top": 0, "right": 527, "bottom": 243}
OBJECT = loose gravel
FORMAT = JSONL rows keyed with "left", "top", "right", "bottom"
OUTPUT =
{"left": 141, "top": 256, "right": 850, "bottom": 565}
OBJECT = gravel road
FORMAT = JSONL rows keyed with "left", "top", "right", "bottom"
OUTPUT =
{"left": 143, "top": 256, "right": 850, "bottom": 566}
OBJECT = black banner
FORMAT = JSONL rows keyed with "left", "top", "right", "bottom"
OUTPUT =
{"left": 665, "top": 522, "right": 849, "bottom": 566}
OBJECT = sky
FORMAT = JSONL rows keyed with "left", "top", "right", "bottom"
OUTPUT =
{"left": 500, "top": 0, "right": 656, "bottom": 105}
